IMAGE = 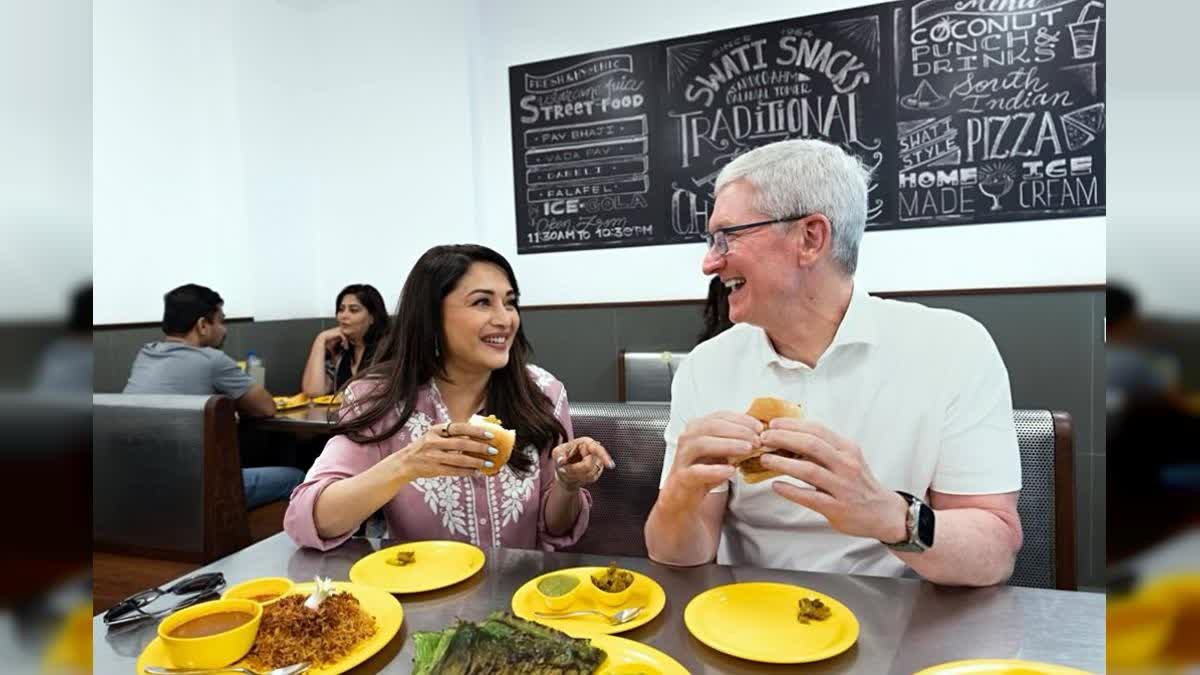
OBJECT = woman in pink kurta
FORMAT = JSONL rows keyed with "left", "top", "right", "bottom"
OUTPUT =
{"left": 285, "top": 245, "right": 612, "bottom": 552}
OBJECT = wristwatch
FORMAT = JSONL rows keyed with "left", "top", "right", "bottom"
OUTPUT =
{"left": 884, "top": 491, "right": 935, "bottom": 552}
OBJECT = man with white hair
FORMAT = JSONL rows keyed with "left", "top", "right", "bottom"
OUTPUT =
{"left": 644, "top": 139, "right": 1023, "bottom": 586}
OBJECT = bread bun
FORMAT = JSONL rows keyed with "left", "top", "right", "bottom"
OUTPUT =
{"left": 469, "top": 414, "right": 516, "bottom": 476}
{"left": 745, "top": 397, "right": 805, "bottom": 424}
{"left": 734, "top": 397, "right": 805, "bottom": 483}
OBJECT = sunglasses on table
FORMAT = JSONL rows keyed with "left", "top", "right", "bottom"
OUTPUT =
{"left": 102, "top": 572, "right": 226, "bottom": 627}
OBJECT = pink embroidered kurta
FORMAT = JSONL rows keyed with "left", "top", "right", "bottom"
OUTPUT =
{"left": 284, "top": 364, "right": 591, "bottom": 552}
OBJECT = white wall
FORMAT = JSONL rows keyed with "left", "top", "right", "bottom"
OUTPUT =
{"left": 231, "top": 0, "right": 479, "bottom": 321}
{"left": 0, "top": 0, "right": 91, "bottom": 320}
{"left": 94, "top": 0, "right": 1111, "bottom": 322}
{"left": 302, "top": 0, "right": 477, "bottom": 318}
{"left": 231, "top": 0, "right": 323, "bottom": 323}
{"left": 93, "top": 0, "right": 255, "bottom": 323}
{"left": 1106, "top": 0, "right": 1198, "bottom": 317}
{"left": 466, "top": 0, "right": 1106, "bottom": 305}
{"left": 94, "top": 0, "right": 478, "bottom": 324}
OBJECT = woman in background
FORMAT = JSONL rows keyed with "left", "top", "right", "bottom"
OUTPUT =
{"left": 697, "top": 275, "right": 734, "bottom": 344}
{"left": 301, "top": 284, "right": 390, "bottom": 396}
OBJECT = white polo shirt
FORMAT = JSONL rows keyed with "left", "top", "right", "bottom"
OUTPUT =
{"left": 659, "top": 286, "right": 1022, "bottom": 577}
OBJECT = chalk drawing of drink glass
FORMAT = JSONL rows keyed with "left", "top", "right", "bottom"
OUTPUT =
{"left": 1069, "top": 1, "right": 1104, "bottom": 59}
{"left": 977, "top": 162, "right": 1016, "bottom": 212}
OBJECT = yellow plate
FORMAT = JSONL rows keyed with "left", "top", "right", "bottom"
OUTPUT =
{"left": 273, "top": 393, "right": 310, "bottom": 411}
{"left": 349, "top": 541, "right": 485, "bottom": 594}
{"left": 915, "top": 659, "right": 1095, "bottom": 674}
{"left": 1107, "top": 593, "right": 1177, "bottom": 667}
{"left": 587, "top": 633, "right": 689, "bottom": 674}
{"left": 684, "top": 582, "right": 858, "bottom": 664}
{"left": 135, "top": 581, "right": 403, "bottom": 675}
{"left": 512, "top": 566, "right": 666, "bottom": 635}
{"left": 311, "top": 394, "right": 343, "bottom": 406}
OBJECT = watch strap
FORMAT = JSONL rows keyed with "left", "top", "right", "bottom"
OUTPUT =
{"left": 885, "top": 491, "right": 932, "bottom": 552}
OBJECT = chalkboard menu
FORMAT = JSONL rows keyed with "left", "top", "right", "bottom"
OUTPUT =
{"left": 509, "top": 45, "right": 664, "bottom": 253}
{"left": 508, "top": 0, "right": 1105, "bottom": 253}
{"left": 661, "top": 7, "right": 895, "bottom": 242}
{"left": 892, "top": 0, "right": 1105, "bottom": 226}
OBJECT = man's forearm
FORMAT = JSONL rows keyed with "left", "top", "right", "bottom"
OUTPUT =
{"left": 645, "top": 488, "right": 718, "bottom": 566}
{"left": 893, "top": 507, "right": 1021, "bottom": 586}
{"left": 237, "top": 385, "right": 277, "bottom": 418}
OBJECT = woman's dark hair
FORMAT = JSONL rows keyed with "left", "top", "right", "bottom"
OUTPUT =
{"left": 69, "top": 283, "right": 92, "bottom": 334}
{"left": 162, "top": 284, "right": 222, "bottom": 335}
{"left": 697, "top": 276, "right": 734, "bottom": 344}
{"left": 1106, "top": 282, "right": 1137, "bottom": 326}
{"left": 336, "top": 283, "right": 390, "bottom": 365}
{"left": 332, "top": 245, "right": 566, "bottom": 474}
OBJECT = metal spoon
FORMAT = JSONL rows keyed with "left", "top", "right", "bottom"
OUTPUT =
{"left": 144, "top": 662, "right": 309, "bottom": 675}
{"left": 534, "top": 606, "right": 643, "bottom": 625}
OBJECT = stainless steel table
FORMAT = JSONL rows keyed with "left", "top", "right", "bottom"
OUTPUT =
{"left": 94, "top": 534, "right": 1104, "bottom": 674}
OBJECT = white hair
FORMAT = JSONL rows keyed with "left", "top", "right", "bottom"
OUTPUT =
{"left": 714, "top": 139, "right": 872, "bottom": 275}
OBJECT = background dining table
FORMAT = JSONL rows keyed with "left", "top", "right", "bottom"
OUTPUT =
{"left": 93, "top": 533, "right": 1105, "bottom": 674}
{"left": 249, "top": 403, "right": 340, "bottom": 432}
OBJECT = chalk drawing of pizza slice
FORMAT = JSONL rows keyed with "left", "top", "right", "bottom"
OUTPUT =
{"left": 1061, "top": 103, "right": 1105, "bottom": 152}
{"left": 901, "top": 79, "right": 949, "bottom": 111}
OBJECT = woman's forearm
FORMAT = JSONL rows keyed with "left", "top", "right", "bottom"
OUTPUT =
{"left": 543, "top": 481, "right": 583, "bottom": 536}
{"left": 313, "top": 460, "right": 408, "bottom": 539}
{"left": 301, "top": 338, "right": 332, "bottom": 396}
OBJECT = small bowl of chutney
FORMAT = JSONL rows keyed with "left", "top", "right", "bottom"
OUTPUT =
{"left": 535, "top": 573, "right": 581, "bottom": 611}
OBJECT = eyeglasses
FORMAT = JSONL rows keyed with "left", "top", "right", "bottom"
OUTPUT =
{"left": 703, "top": 215, "right": 806, "bottom": 256}
{"left": 102, "top": 572, "right": 226, "bottom": 627}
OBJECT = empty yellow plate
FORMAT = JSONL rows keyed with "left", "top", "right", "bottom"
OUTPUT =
{"left": 349, "top": 541, "right": 485, "bottom": 593}
{"left": 915, "top": 659, "right": 1095, "bottom": 674}
{"left": 586, "top": 633, "right": 689, "bottom": 674}
{"left": 135, "top": 581, "right": 403, "bottom": 675}
{"left": 311, "top": 394, "right": 343, "bottom": 406}
{"left": 512, "top": 567, "right": 667, "bottom": 635}
{"left": 684, "top": 582, "right": 858, "bottom": 664}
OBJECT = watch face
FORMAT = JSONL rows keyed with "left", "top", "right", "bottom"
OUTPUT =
{"left": 916, "top": 503, "right": 936, "bottom": 547}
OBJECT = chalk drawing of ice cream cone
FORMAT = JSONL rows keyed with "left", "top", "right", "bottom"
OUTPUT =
{"left": 977, "top": 162, "right": 1016, "bottom": 212}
